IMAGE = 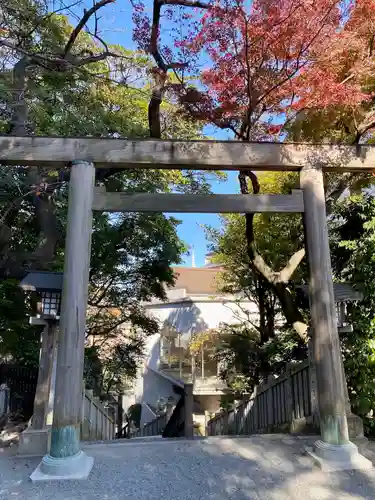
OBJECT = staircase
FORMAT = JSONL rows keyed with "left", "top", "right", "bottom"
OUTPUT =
{"left": 130, "top": 383, "right": 194, "bottom": 439}
{"left": 80, "top": 381, "right": 195, "bottom": 442}
{"left": 131, "top": 411, "right": 168, "bottom": 437}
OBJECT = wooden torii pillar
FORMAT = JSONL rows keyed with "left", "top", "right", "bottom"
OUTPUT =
{"left": 31, "top": 160, "right": 96, "bottom": 481}
{"left": 1, "top": 137, "right": 374, "bottom": 478}
{"left": 300, "top": 166, "right": 371, "bottom": 471}
{"left": 301, "top": 166, "right": 348, "bottom": 445}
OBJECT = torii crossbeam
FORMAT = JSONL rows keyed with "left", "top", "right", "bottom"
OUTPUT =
{"left": 1, "top": 136, "right": 375, "bottom": 171}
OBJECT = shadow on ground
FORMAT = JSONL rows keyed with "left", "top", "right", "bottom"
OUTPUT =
{"left": 1, "top": 435, "right": 375, "bottom": 499}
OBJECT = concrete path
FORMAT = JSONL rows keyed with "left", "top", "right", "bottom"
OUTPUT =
{"left": 2, "top": 435, "right": 375, "bottom": 499}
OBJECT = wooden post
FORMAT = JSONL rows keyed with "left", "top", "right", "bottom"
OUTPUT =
{"left": 32, "top": 321, "right": 57, "bottom": 430}
{"left": 222, "top": 410, "right": 229, "bottom": 435}
{"left": 266, "top": 375, "right": 274, "bottom": 430}
{"left": 191, "top": 356, "right": 196, "bottom": 385}
{"left": 117, "top": 393, "right": 123, "bottom": 439}
{"left": 284, "top": 365, "right": 294, "bottom": 431}
{"left": 184, "top": 382, "right": 194, "bottom": 438}
{"left": 300, "top": 166, "right": 349, "bottom": 445}
{"left": 36, "top": 160, "right": 95, "bottom": 480}
{"left": 178, "top": 333, "right": 182, "bottom": 379}
{"left": 204, "top": 411, "right": 210, "bottom": 436}
{"left": 201, "top": 345, "right": 204, "bottom": 379}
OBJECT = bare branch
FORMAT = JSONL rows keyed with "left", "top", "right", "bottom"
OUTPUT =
{"left": 353, "top": 110, "right": 375, "bottom": 143}
{"left": 163, "top": 0, "right": 210, "bottom": 7}
{"left": 147, "top": 0, "right": 210, "bottom": 137}
{"left": 64, "top": 0, "right": 115, "bottom": 55}
{"left": 74, "top": 50, "right": 118, "bottom": 65}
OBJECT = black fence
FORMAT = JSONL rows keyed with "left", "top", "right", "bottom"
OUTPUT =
{"left": 0, "top": 364, "right": 38, "bottom": 420}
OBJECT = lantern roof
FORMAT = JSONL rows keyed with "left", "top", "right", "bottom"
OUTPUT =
{"left": 20, "top": 271, "right": 63, "bottom": 292}
{"left": 298, "top": 283, "right": 362, "bottom": 303}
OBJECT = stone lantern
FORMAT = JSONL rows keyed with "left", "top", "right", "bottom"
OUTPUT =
{"left": 20, "top": 271, "right": 63, "bottom": 323}
{"left": 18, "top": 271, "right": 63, "bottom": 455}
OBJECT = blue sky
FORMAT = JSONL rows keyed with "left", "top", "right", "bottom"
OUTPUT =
{"left": 167, "top": 171, "right": 240, "bottom": 267}
{"left": 65, "top": 0, "right": 238, "bottom": 266}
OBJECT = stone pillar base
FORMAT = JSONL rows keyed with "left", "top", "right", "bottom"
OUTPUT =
{"left": 30, "top": 450, "right": 94, "bottom": 482}
{"left": 18, "top": 428, "right": 50, "bottom": 456}
{"left": 306, "top": 440, "right": 372, "bottom": 472}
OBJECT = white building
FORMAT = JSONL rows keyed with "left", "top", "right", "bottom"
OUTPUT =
{"left": 131, "top": 260, "right": 257, "bottom": 426}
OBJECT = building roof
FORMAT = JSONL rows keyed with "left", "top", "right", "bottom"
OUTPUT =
{"left": 171, "top": 267, "right": 363, "bottom": 302}
{"left": 171, "top": 266, "right": 221, "bottom": 295}
{"left": 20, "top": 271, "right": 63, "bottom": 291}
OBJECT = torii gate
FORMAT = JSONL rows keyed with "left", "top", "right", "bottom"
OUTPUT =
{"left": 1, "top": 137, "right": 374, "bottom": 479}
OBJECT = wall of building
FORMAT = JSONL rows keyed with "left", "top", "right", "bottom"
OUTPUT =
{"left": 133, "top": 298, "right": 258, "bottom": 426}
{"left": 144, "top": 299, "right": 257, "bottom": 363}
{"left": 194, "top": 394, "right": 222, "bottom": 414}
{"left": 146, "top": 299, "right": 257, "bottom": 340}
{"left": 121, "top": 389, "right": 136, "bottom": 415}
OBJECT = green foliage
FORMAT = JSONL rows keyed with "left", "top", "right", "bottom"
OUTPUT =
{"left": 100, "top": 333, "right": 145, "bottom": 396}
{"left": 84, "top": 333, "right": 145, "bottom": 397}
{"left": 127, "top": 403, "right": 142, "bottom": 428}
{"left": 330, "top": 193, "right": 375, "bottom": 435}
{"left": 214, "top": 324, "right": 261, "bottom": 393}
{"left": 208, "top": 172, "right": 304, "bottom": 293}
{"left": 0, "top": 280, "right": 41, "bottom": 366}
{"left": 207, "top": 172, "right": 307, "bottom": 392}
{"left": 262, "top": 328, "right": 307, "bottom": 372}
{"left": 84, "top": 346, "right": 103, "bottom": 396}
{"left": 0, "top": 9, "right": 223, "bottom": 382}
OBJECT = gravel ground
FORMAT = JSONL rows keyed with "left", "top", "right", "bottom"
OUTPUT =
{"left": 1, "top": 435, "right": 375, "bottom": 499}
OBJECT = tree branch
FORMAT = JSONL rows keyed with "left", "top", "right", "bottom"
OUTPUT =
{"left": 147, "top": 0, "right": 210, "bottom": 137}
{"left": 278, "top": 248, "right": 305, "bottom": 283}
{"left": 239, "top": 170, "right": 308, "bottom": 342}
{"left": 64, "top": 0, "right": 115, "bottom": 55}
{"left": 163, "top": 0, "right": 210, "bottom": 7}
{"left": 353, "top": 110, "right": 375, "bottom": 144}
